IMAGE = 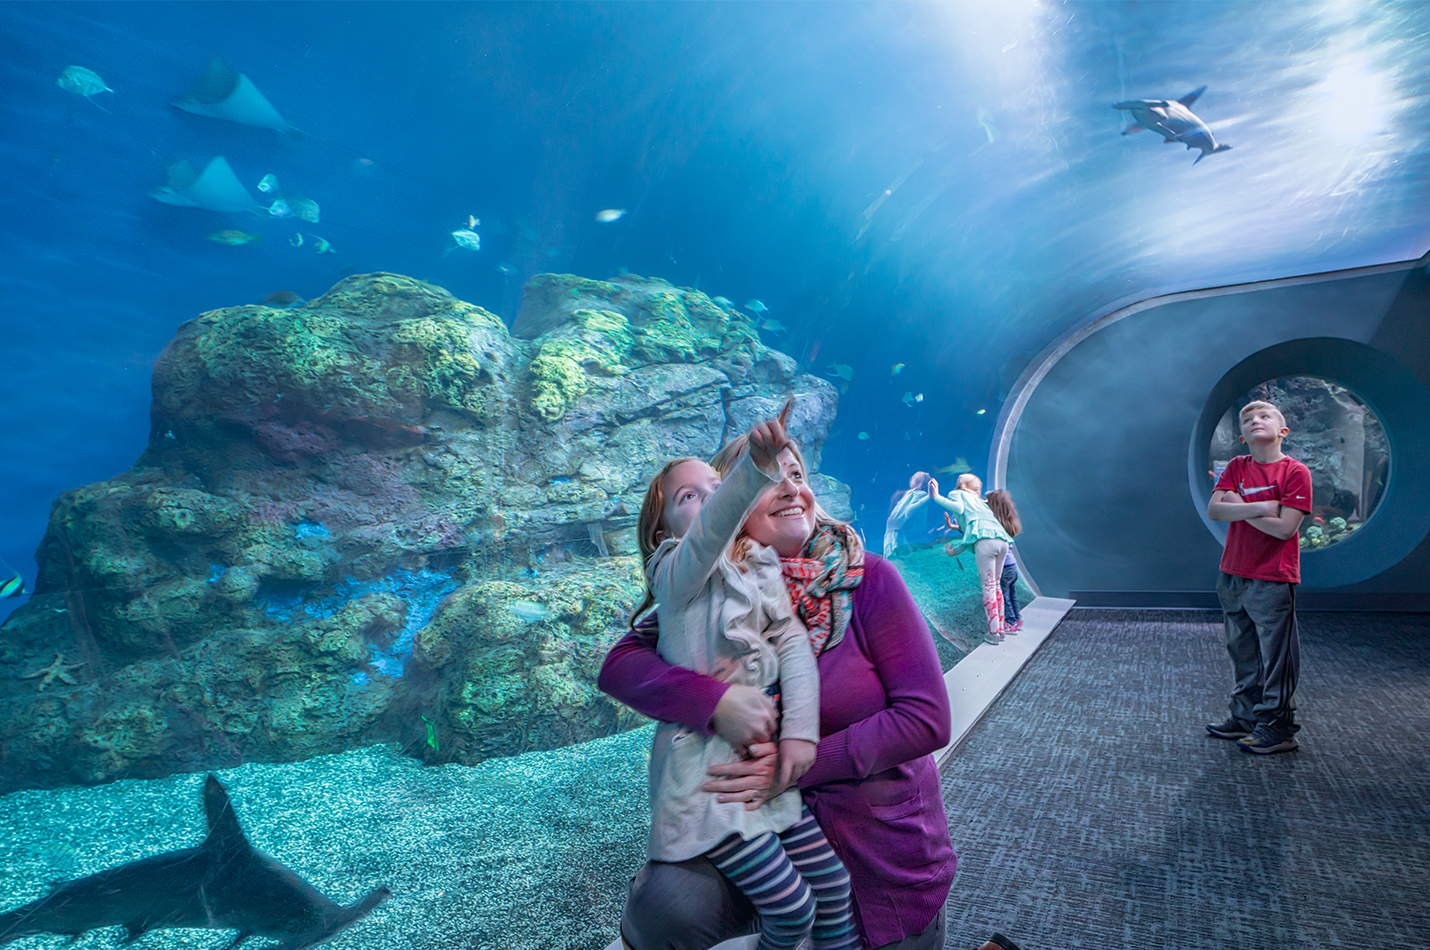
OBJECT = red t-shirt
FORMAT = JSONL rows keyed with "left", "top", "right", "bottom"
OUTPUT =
{"left": 1214, "top": 455, "right": 1312, "bottom": 583}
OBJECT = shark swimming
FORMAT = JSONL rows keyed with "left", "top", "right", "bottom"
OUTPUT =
{"left": 1114, "top": 85, "right": 1233, "bottom": 164}
{"left": 0, "top": 774, "right": 391, "bottom": 949}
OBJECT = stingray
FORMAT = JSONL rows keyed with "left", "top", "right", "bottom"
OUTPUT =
{"left": 172, "top": 54, "right": 297, "bottom": 134}
{"left": 0, "top": 774, "right": 390, "bottom": 949}
{"left": 1114, "top": 85, "right": 1233, "bottom": 164}
{"left": 149, "top": 156, "right": 265, "bottom": 213}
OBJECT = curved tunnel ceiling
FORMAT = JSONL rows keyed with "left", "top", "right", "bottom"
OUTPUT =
{"left": 2, "top": 2, "right": 1430, "bottom": 616}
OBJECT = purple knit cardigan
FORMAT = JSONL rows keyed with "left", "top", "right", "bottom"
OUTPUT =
{"left": 599, "top": 554, "right": 956, "bottom": 947}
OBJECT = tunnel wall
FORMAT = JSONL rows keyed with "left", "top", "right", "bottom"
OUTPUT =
{"left": 994, "top": 260, "right": 1430, "bottom": 608}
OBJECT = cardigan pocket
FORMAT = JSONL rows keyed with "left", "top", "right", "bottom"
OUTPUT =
{"left": 866, "top": 786, "right": 948, "bottom": 879}
{"left": 869, "top": 789, "right": 924, "bottom": 822}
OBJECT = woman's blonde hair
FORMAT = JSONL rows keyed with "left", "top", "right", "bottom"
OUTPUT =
{"left": 955, "top": 473, "right": 982, "bottom": 494}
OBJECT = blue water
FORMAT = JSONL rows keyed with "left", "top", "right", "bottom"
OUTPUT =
{"left": 3, "top": 1, "right": 1429, "bottom": 619}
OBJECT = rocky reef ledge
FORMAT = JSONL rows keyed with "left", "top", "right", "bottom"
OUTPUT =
{"left": 0, "top": 272, "right": 847, "bottom": 792}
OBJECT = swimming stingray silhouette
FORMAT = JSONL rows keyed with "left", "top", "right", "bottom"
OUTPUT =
{"left": 0, "top": 774, "right": 391, "bottom": 949}
{"left": 148, "top": 156, "right": 265, "bottom": 213}
{"left": 171, "top": 54, "right": 297, "bottom": 134}
{"left": 1114, "top": 85, "right": 1233, "bottom": 164}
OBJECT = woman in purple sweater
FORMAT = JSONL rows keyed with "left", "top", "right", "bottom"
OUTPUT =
{"left": 599, "top": 434, "right": 957, "bottom": 950}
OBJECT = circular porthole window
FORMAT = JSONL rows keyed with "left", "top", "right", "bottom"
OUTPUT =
{"left": 1207, "top": 376, "right": 1389, "bottom": 552}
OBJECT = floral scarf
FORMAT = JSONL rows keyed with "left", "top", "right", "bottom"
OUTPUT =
{"left": 780, "top": 522, "right": 865, "bottom": 656}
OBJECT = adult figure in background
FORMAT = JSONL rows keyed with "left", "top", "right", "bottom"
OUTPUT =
{"left": 928, "top": 474, "right": 1013, "bottom": 642}
{"left": 883, "top": 471, "right": 941, "bottom": 556}
{"left": 600, "top": 434, "right": 957, "bottom": 950}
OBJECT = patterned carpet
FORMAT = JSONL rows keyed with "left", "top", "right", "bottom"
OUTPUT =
{"left": 938, "top": 611, "right": 1430, "bottom": 950}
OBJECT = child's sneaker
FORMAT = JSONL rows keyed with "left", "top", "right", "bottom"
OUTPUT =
{"left": 1238, "top": 723, "right": 1299, "bottom": 754}
{"left": 1005, "top": 619, "right": 1023, "bottom": 634}
{"left": 1205, "top": 717, "right": 1255, "bottom": 739}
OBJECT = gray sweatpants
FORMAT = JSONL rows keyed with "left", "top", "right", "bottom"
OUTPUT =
{"left": 1216, "top": 572, "right": 1300, "bottom": 732}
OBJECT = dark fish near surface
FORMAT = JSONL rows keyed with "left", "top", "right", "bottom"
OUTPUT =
{"left": 0, "top": 775, "right": 390, "bottom": 949}
{"left": 264, "top": 290, "right": 306, "bottom": 308}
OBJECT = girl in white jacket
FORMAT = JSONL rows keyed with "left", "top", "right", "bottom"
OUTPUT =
{"left": 630, "top": 408, "right": 857, "bottom": 950}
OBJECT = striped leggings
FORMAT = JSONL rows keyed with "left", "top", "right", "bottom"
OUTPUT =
{"left": 706, "top": 807, "right": 859, "bottom": 950}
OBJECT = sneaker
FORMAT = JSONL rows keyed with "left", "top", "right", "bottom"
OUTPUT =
{"left": 1238, "top": 723, "right": 1299, "bottom": 754}
{"left": 1005, "top": 620, "right": 1023, "bottom": 634}
{"left": 1206, "top": 717, "right": 1255, "bottom": 739}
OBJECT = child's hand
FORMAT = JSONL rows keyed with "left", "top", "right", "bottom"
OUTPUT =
{"left": 748, "top": 398, "right": 795, "bottom": 472}
{"left": 928, "top": 477, "right": 940, "bottom": 497}
{"left": 763, "top": 738, "right": 817, "bottom": 807}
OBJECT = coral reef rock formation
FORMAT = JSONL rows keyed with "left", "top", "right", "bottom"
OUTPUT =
{"left": 0, "top": 272, "right": 845, "bottom": 791}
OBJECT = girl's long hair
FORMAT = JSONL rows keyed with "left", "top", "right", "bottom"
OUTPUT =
{"left": 984, "top": 489, "right": 1022, "bottom": 538}
{"left": 631, "top": 456, "right": 703, "bottom": 624}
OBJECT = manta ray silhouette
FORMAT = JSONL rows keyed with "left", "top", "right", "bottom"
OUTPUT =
{"left": 172, "top": 55, "right": 297, "bottom": 135}
{"left": 0, "top": 775, "right": 391, "bottom": 949}
{"left": 148, "top": 156, "right": 265, "bottom": 214}
{"left": 1114, "top": 85, "right": 1233, "bottom": 164}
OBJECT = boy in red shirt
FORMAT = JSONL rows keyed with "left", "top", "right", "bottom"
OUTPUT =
{"left": 1205, "top": 401, "right": 1312, "bottom": 754}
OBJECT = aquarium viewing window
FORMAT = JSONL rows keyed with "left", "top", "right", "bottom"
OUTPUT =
{"left": 1208, "top": 376, "right": 1388, "bottom": 552}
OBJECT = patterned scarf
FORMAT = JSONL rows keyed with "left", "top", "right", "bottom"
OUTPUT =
{"left": 780, "top": 522, "right": 866, "bottom": 656}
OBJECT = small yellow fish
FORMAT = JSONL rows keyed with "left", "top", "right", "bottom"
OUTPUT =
{"left": 827, "top": 363, "right": 854, "bottom": 381}
{"left": 891, "top": 363, "right": 905, "bottom": 375}
{"left": 208, "top": 230, "right": 262, "bottom": 245}
{"left": 595, "top": 208, "right": 627, "bottom": 223}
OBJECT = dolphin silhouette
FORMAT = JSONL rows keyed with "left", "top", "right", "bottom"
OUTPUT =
{"left": 0, "top": 775, "right": 390, "bottom": 949}
{"left": 1114, "top": 85, "right": 1233, "bottom": 164}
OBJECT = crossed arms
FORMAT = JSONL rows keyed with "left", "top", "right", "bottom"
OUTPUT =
{"left": 1207, "top": 491, "right": 1306, "bottom": 541}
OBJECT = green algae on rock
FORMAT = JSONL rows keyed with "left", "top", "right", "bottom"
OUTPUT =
{"left": 0, "top": 270, "right": 846, "bottom": 792}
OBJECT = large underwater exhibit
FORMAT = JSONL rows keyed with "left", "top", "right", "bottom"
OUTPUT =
{"left": 1, "top": 3, "right": 1429, "bottom": 949}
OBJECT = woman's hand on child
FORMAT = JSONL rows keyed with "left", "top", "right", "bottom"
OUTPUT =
{"left": 711, "top": 685, "right": 777, "bottom": 751}
{"left": 768, "top": 738, "right": 817, "bottom": 806}
{"left": 703, "top": 741, "right": 777, "bottom": 807}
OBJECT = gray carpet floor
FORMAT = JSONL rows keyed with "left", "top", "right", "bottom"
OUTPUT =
{"left": 938, "top": 611, "right": 1430, "bottom": 950}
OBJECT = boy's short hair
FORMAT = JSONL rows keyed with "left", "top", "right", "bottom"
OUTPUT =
{"left": 1239, "top": 400, "right": 1286, "bottom": 429}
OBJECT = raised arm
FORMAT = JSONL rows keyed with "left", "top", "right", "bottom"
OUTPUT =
{"left": 799, "top": 557, "right": 951, "bottom": 787}
{"left": 652, "top": 452, "right": 777, "bottom": 605}
{"left": 927, "top": 478, "right": 967, "bottom": 519}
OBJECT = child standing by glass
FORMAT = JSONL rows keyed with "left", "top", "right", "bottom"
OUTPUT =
{"left": 929, "top": 473, "right": 1015, "bottom": 641}
{"left": 631, "top": 404, "right": 858, "bottom": 950}
{"left": 985, "top": 489, "right": 1024, "bottom": 633}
